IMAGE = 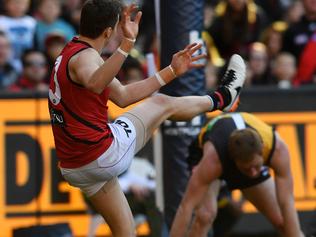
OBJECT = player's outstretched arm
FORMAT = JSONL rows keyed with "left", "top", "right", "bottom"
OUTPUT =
{"left": 271, "top": 134, "right": 305, "bottom": 237}
{"left": 71, "top": 4, "right": 142, "bottom": 94}
{"left": 170, "top": 142, "right": 221, "bottom": 237}
{"left": 109, "top": 43, "right": 206, "bottom": 107}
{"left": 170, "top": 165, "right": 210, "bottom": 237}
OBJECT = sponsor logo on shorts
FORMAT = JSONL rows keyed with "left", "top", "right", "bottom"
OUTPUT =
{"left": 115, "top": 119, "right": 132, "bottom": 138}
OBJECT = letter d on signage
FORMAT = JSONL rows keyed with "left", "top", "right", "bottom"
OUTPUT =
{"left": 5, "top": 133, "right": 43, "bottom": 205}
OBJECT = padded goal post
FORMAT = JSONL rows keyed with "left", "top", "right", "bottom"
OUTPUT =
{"left": 158, "top": 0, "right": 207, "bottom": 228}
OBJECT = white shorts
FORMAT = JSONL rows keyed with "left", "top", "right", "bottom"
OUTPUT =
{"left": 60, "top": 116, "right": 137, "bottom": 197}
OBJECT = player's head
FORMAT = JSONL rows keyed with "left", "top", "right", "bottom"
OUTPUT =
{"left": 80, "top": 0, "right": 123, "bottom": 40}
{"left": 228, "top": 128, "right": 264, "bottom": 178}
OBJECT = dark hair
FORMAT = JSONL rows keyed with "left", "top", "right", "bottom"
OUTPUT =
{"left": 0, "top": 30, "right": 8, "bottom": 38}
{"left": 80, "top": 0, "right": 123, "bottom": 39}
{"left": 21, "top": 49, "right": 47, "bottom": 67}
{"left": 122, "top": 56, "right": 142, "bottom": 74}
{"left": 228, "top": 128, "right": 263, "bottom": 162}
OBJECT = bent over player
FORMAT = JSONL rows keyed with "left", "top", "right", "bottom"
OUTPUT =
{"left": 48, "top": 0, "right": 246, "bottom": 236}
{"left": 170, "top": 112, "right": 304, "bottom": 237}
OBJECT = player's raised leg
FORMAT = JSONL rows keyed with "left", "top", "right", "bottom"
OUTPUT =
{"left": 124, "top": 54, "right": 246, "bottom": 152}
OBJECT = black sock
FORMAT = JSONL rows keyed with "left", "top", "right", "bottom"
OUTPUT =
{"left": 208, "top": 87, "right": 231, "bottom": 111}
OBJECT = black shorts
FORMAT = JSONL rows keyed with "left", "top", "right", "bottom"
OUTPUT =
{"left": 224, "top": 166, "right": 271, "bottom": 190}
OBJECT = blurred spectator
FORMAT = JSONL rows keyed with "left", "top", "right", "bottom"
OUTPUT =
{"left": 34, "top": 0, "right": 76, "bottom": 51}
{"left": 282, "top": 0, "right": 316, "bottom": 61}
{"left": 202, "top": 30, "right": 225, "bottom": 67}
{"left": 293, "top": 31, "right": 316, "bottom": 85}
{"left": 204, "top": 2, "right": 216, "bottom": 30}
{"left": 261, "top": 21, "right": 288, "bottom": 61}
{"left": 207, "top": 0, "right": 268, "bottom": 60}
{"left": 206, "top": 0, "right": 221, "bottom": 6}
{"left": 284, "top": 0, "right": 304, "bottom": 24}
{"left": 0, "top": 31, "right": 19, "bottom": 90}
{"left": 0, "top": 0, "right": 36, "bottom": 68}
{"left": 271, "top": 52, "right": 296, "bottom": 89}
{"left": 121, "top": 56, "right": 145, "bottom": 84}
{"left": 44, "top": 32, "right": 66, "bottom": 72}
{"left": 254, "top": 0, "right": 285, "bottom": 23}
{"left": 281, "top": 0, "right": 297, "bottom": 8}
{"left": 137, "top": 0, "right": 156, "bottom": 54}
{"left": 60, "top": 0, "right": 84, "bottom": 33}
{"left": 246, "top": 42, "right": 273, "bottom": 86}
{"left": 205, "top": 61, "right": 218, "bottom": 90}
{"left": 0, "top": 0, "right": 4, "bottom": 14}
{"left": 10, "top": 49, "right": 48, "bottom": 92}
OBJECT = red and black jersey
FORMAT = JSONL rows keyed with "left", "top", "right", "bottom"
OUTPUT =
{"left": 48, "top": 37, "right": 113, "bottom": 168}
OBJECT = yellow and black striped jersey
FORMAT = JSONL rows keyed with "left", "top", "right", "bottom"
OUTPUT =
{"left": 197, "top": 112, "right": 275, "bottom": 190}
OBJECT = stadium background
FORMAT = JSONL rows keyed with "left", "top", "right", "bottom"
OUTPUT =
{"left": 0, "top": 0, "right": 315, "bottom": 236}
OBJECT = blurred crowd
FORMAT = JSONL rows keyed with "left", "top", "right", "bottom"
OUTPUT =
{"left": 0, "top": 0, "right": 316, "bottom": 93}
{"left": 204, "top": 0, "right": 316, "bottom": 89}
{"left": 0, "top": 1, "right": 314, "bottom": 236}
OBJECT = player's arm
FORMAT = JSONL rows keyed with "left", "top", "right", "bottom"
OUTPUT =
{"left": 170, "top": 142, "right": 221, "bottom": 237}
{"left": 69, "top": 48, "right": 120, "bottom": 93}
{"left": 109, "top": 43, "right": 206, "bottom": 107}
{"left": 68, "top": 5, "right": 141, "bottom": 94}
{"left": 270, "top": 133, "right": 304, "bottom": 237}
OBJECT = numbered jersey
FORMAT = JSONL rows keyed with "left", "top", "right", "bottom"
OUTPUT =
{"left": 48, "top": 37, "right": 113, "bottom": 168}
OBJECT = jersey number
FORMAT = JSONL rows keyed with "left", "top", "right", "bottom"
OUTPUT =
{"left": 49, "top": 56, "right": 62, "bottom": 105}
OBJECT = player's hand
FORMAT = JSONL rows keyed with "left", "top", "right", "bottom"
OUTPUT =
{"left": 170, "top": 43, "right": 206, "bottom": 76}
{"left": 120, "top": 4, "right": 142, "bottom": 40}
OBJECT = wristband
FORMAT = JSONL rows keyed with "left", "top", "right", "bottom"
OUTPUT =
{"left": 155, "top": 72, "right": 166, "bottom": 86}
{"left": 117, "top": 47, "right": 128, "bottom": 57}
{"left": 125, "top": 37, "right": 136, "bottom": 43}
{"left": 168, "top": 65, "right": 177, "bottom": 77}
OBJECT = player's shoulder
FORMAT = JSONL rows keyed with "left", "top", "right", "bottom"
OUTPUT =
{"left": 71, "top": 47, "right": 102, "bottom": 66}
{"left": 78, "top": 47, "right": 100, "bottom": 58}
{"left": 274, "top": 132, "right": 288, "bottom": 152}
{"left": 203, "top": 141, "right": 221, "bottom": 162}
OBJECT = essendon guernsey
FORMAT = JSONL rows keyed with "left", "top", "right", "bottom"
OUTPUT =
{"left": 48, "top": 37, "right": 113, "bottom": 168}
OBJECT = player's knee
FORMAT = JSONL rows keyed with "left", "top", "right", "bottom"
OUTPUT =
{"left": 271, "top": 215, "right": 284, "bottom": 232}
{"left": 151, "top": 93, "right": 170, "bottom": 104}
{"left": 150, "top": 94, "right": 174, "bottom": 112}
{"left": 195, "top": 206, "right": 217, "bottom": 227}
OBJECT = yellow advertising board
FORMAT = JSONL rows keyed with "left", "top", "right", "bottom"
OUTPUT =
{"left": 0, "top": 99, "right": 146, "bottom": 237}
{"left": 0, "top": 98, "right": 315, "bottom": 236}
